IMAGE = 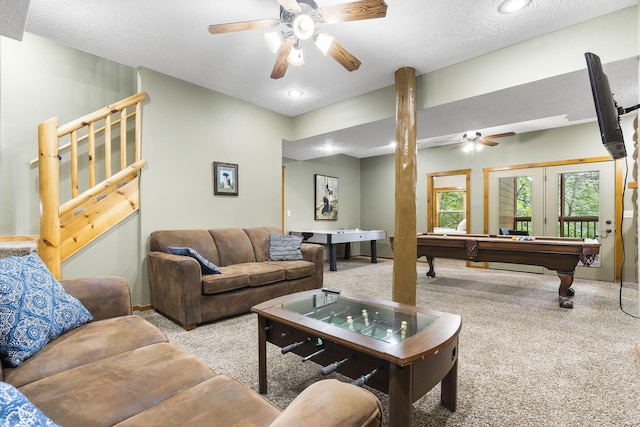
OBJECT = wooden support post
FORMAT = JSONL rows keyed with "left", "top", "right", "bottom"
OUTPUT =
{"left": 38, "top": 117, "right": 62, "bottom": 279}
{"left": 392, "top": 67, "right": 418, "bottom": 305}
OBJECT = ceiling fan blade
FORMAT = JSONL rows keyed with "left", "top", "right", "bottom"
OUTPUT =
{"left": 478, "top": 131, "right": 515, "bottom": 146}
{"left": 327, "top": 39, "right": 362, "bottom": 71}
{"left": 317, "top": 0, "right": 388, "bottom": 23}
{"left": 270, "top": 38, "right": 296, "bottom": 79}
{"left": 278, "top": 0, "right": 302, "bottom": 12}
{"left": 208, "top": 19, "right": 279, "bottom": 34}
{"left": 483, "top": 132, "right": 516, "bottom": 140}
{"left": 478, "top": 139, "right": 499, "bottom": 147}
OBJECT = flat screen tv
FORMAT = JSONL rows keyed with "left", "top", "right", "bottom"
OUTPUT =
{"left": 584, "top": 52, "right": 627, "bottom": 159}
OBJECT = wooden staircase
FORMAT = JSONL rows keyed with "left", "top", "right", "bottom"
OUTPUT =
{"left": 36, "top": 92, "right": 147, "bottom": 279}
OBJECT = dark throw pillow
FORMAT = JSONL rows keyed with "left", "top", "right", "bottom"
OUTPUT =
{"left": 0, "top": 253, "right": 93, "bottom": 367}
{"left": 168, "top": 247, "right": 222, "bottom": 274}
{"left": 269, "top": 234, "right": 303, "bottom": 261}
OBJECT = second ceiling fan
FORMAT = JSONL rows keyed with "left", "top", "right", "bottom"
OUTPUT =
{"left": 208, "top": 0, "right": 388, "bottom": 79}
{"left": 451, "top": 131, "right": 516, "bottom": 152}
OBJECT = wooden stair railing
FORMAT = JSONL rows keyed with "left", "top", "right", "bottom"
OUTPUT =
{"left": 37, "top": 92, "right": 146, "bottom": 279}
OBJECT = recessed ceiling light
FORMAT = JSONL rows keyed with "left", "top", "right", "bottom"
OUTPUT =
{"left": 498, "top": 0, "right": 531, "bottom": 14}
{"left": 288, "top": 89, "right": 304, "bottom": 97}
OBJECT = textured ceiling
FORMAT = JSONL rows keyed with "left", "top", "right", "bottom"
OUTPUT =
{"left": 15, "top": 0, "right": 640, "bottom": 158}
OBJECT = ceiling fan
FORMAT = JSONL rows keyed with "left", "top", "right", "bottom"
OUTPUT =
{"left": 451, "top": 131, "right": 516, "bottom": 152}
{"left": 208, "top": 0, "right": 388, "bottom": 79}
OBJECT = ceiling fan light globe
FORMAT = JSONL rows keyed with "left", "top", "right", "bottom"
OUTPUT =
{"left": 498, "top": 0, "right": 531, "bottom": 14}
{"left": 315, "top": 32, "right": 334, "bottom": 55}
{"left": 292, "top": 14, "right": 315, "bottom": 40}
{"left": 287, "top": 46, "right": 305, "bottom": 66}
{"left": 265, "top": 31, "right": 284, "bottom": 53}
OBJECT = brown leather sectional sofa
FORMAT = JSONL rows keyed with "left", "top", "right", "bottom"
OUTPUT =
{"left": 147, "top": 226, "right": 324, "bottom": 330}
{"left": 1, "top": 276, "right": 382, "bottom": 426}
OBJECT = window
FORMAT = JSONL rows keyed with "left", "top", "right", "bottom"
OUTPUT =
{"left": 436, "top": 190, "right": 465, "bottom": 229}
{"left": 558, "top": 171, "right": 599, "bottom": 238}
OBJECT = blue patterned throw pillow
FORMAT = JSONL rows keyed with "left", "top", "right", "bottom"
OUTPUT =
{"left": 0, "top": 253, "right": 93, "bottom": 367}
{"left": 0, "top": 381, "right": 60, "bottom": 426}
{"left": 168, "top": 247, "right": 222, "bottom": 274}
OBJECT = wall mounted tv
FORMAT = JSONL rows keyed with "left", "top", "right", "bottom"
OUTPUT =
{"left": 584, "top": 52, "right": 637, "bottom": 160}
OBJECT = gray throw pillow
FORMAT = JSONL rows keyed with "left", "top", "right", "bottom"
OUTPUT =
{"left": 168, "top": 247, "right": 222, "bottom": 274}
{"left": 269, "top": 234, "right": 303, "bottom": 261}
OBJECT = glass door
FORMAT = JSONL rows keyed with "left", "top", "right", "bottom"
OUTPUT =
{"left": 544, "top": 162, "right": 614, "bottom": 281}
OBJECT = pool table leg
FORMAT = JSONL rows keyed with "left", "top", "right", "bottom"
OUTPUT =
{"left": 557, "top": 270, "right": 574, "bottom": 309}
{"left": 425, "top": 256, "right": 436, "bottom": 277}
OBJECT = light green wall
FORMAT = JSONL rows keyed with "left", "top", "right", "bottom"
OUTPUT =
{"left": 0, "top": 33, "right": 140, "bottom": 290}
{"left": 283, "top": 154, "right": 361, "bottom": 257}
{"left": 137, "top": 68, "right": 291, "bottom": 305}
{"left": 0, "top": 33, "right": 137, "bottom": 235}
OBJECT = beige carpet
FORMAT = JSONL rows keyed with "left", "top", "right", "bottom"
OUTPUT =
{"left": 138, "top": 258, "right": 640, "bottom": 426}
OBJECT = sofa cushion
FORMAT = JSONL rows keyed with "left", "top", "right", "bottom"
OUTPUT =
{"left": 209, "top": 228, "right": 257, "bottom": 266}
{"left": 229, "top": 263, "right": 286, "bottom": 287}
{"left": 168, "top": 247, "right": 221, "bottom": 274}
{"left": 150, "top": 230, "right": 221, "bottom": 266}
{"left": 266, "top": 260, "right": 316, "bottom": 280}
{"left": 3, "top": 315, "right": 168, "bottom": 388}
{"left": 268, "top": 233, "right": 303, "bottom": 261}
{"left": 19, "top": 343, "right": 216, "bottom": 427}
{"left": 244, "top": 227, "right": 282, "bottom": 262}
{"left": 114, "top": 375, "right": 281, "bottom": 427}
{"left": 0, "top": 381, "right": 60, "bottom": 427}
{"left": 202, "top": 269, "right": 251, "bottom": 295}
{"left": 0, "top": 254, "right": 93, "bottom": 367}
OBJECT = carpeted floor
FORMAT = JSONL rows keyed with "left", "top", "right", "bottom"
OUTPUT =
{"left": 138, "top": 258, "right": 640, "bottom": 426}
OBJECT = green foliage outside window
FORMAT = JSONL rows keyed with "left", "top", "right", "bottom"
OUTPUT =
{"left": 516, "top": 176, "right": 532, "bottom": 218}
{"left": 558, "top": 171, "right": 599, "bottom": 238}
{"left": 560, "top": 171, "right": 599, "bottom": 216}
{"left": 437, "top": 191, "right": 464, "bottom": 229}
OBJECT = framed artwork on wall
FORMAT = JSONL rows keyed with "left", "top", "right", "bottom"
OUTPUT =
{"left": 213, "top": 162, "right": 238, "bottom": 196}
{"left": 314, "top": 174, "right": 338, "bottom": 220}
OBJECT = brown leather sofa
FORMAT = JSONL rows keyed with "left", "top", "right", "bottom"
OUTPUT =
{"left": 1, "top": 276, "right": 382, "bottom": 427}
{"left": 147, "top": 226, "right": 324, "bottom": 330}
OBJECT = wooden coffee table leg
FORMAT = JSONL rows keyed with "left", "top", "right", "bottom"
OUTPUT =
{"left": 258, "top": 316, "right": 268, "bottom": 394}
{"left": 389, "top": 364, "right": 412, "bottom": 427}
{"left": 440, "top": 357, "right": 458, "bottom": 411}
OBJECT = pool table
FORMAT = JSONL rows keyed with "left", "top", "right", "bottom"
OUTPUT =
{"left": 390, "top": 233, "right": 600, "bottom": 308}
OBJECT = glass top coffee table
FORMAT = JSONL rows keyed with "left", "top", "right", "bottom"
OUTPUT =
{"left": 252, "top": 289, "right": 462, "bottom": 426}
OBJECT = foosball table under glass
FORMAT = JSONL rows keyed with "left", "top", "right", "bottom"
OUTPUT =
{"left": 252, "top": 289, "right": 462, "bottom": 426}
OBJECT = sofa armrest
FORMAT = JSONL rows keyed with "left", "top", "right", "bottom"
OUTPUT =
{"left": 301, "top": 243, "right": 324, "bottom": 287}
{"left": 269, "top": 379, "right": 382, "bottom": 427}
{"left": 60, "top": 276, "right": 132, "bottom": 321}
{"left": 147, "top": 251, "right": 203, "bottom": 329}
